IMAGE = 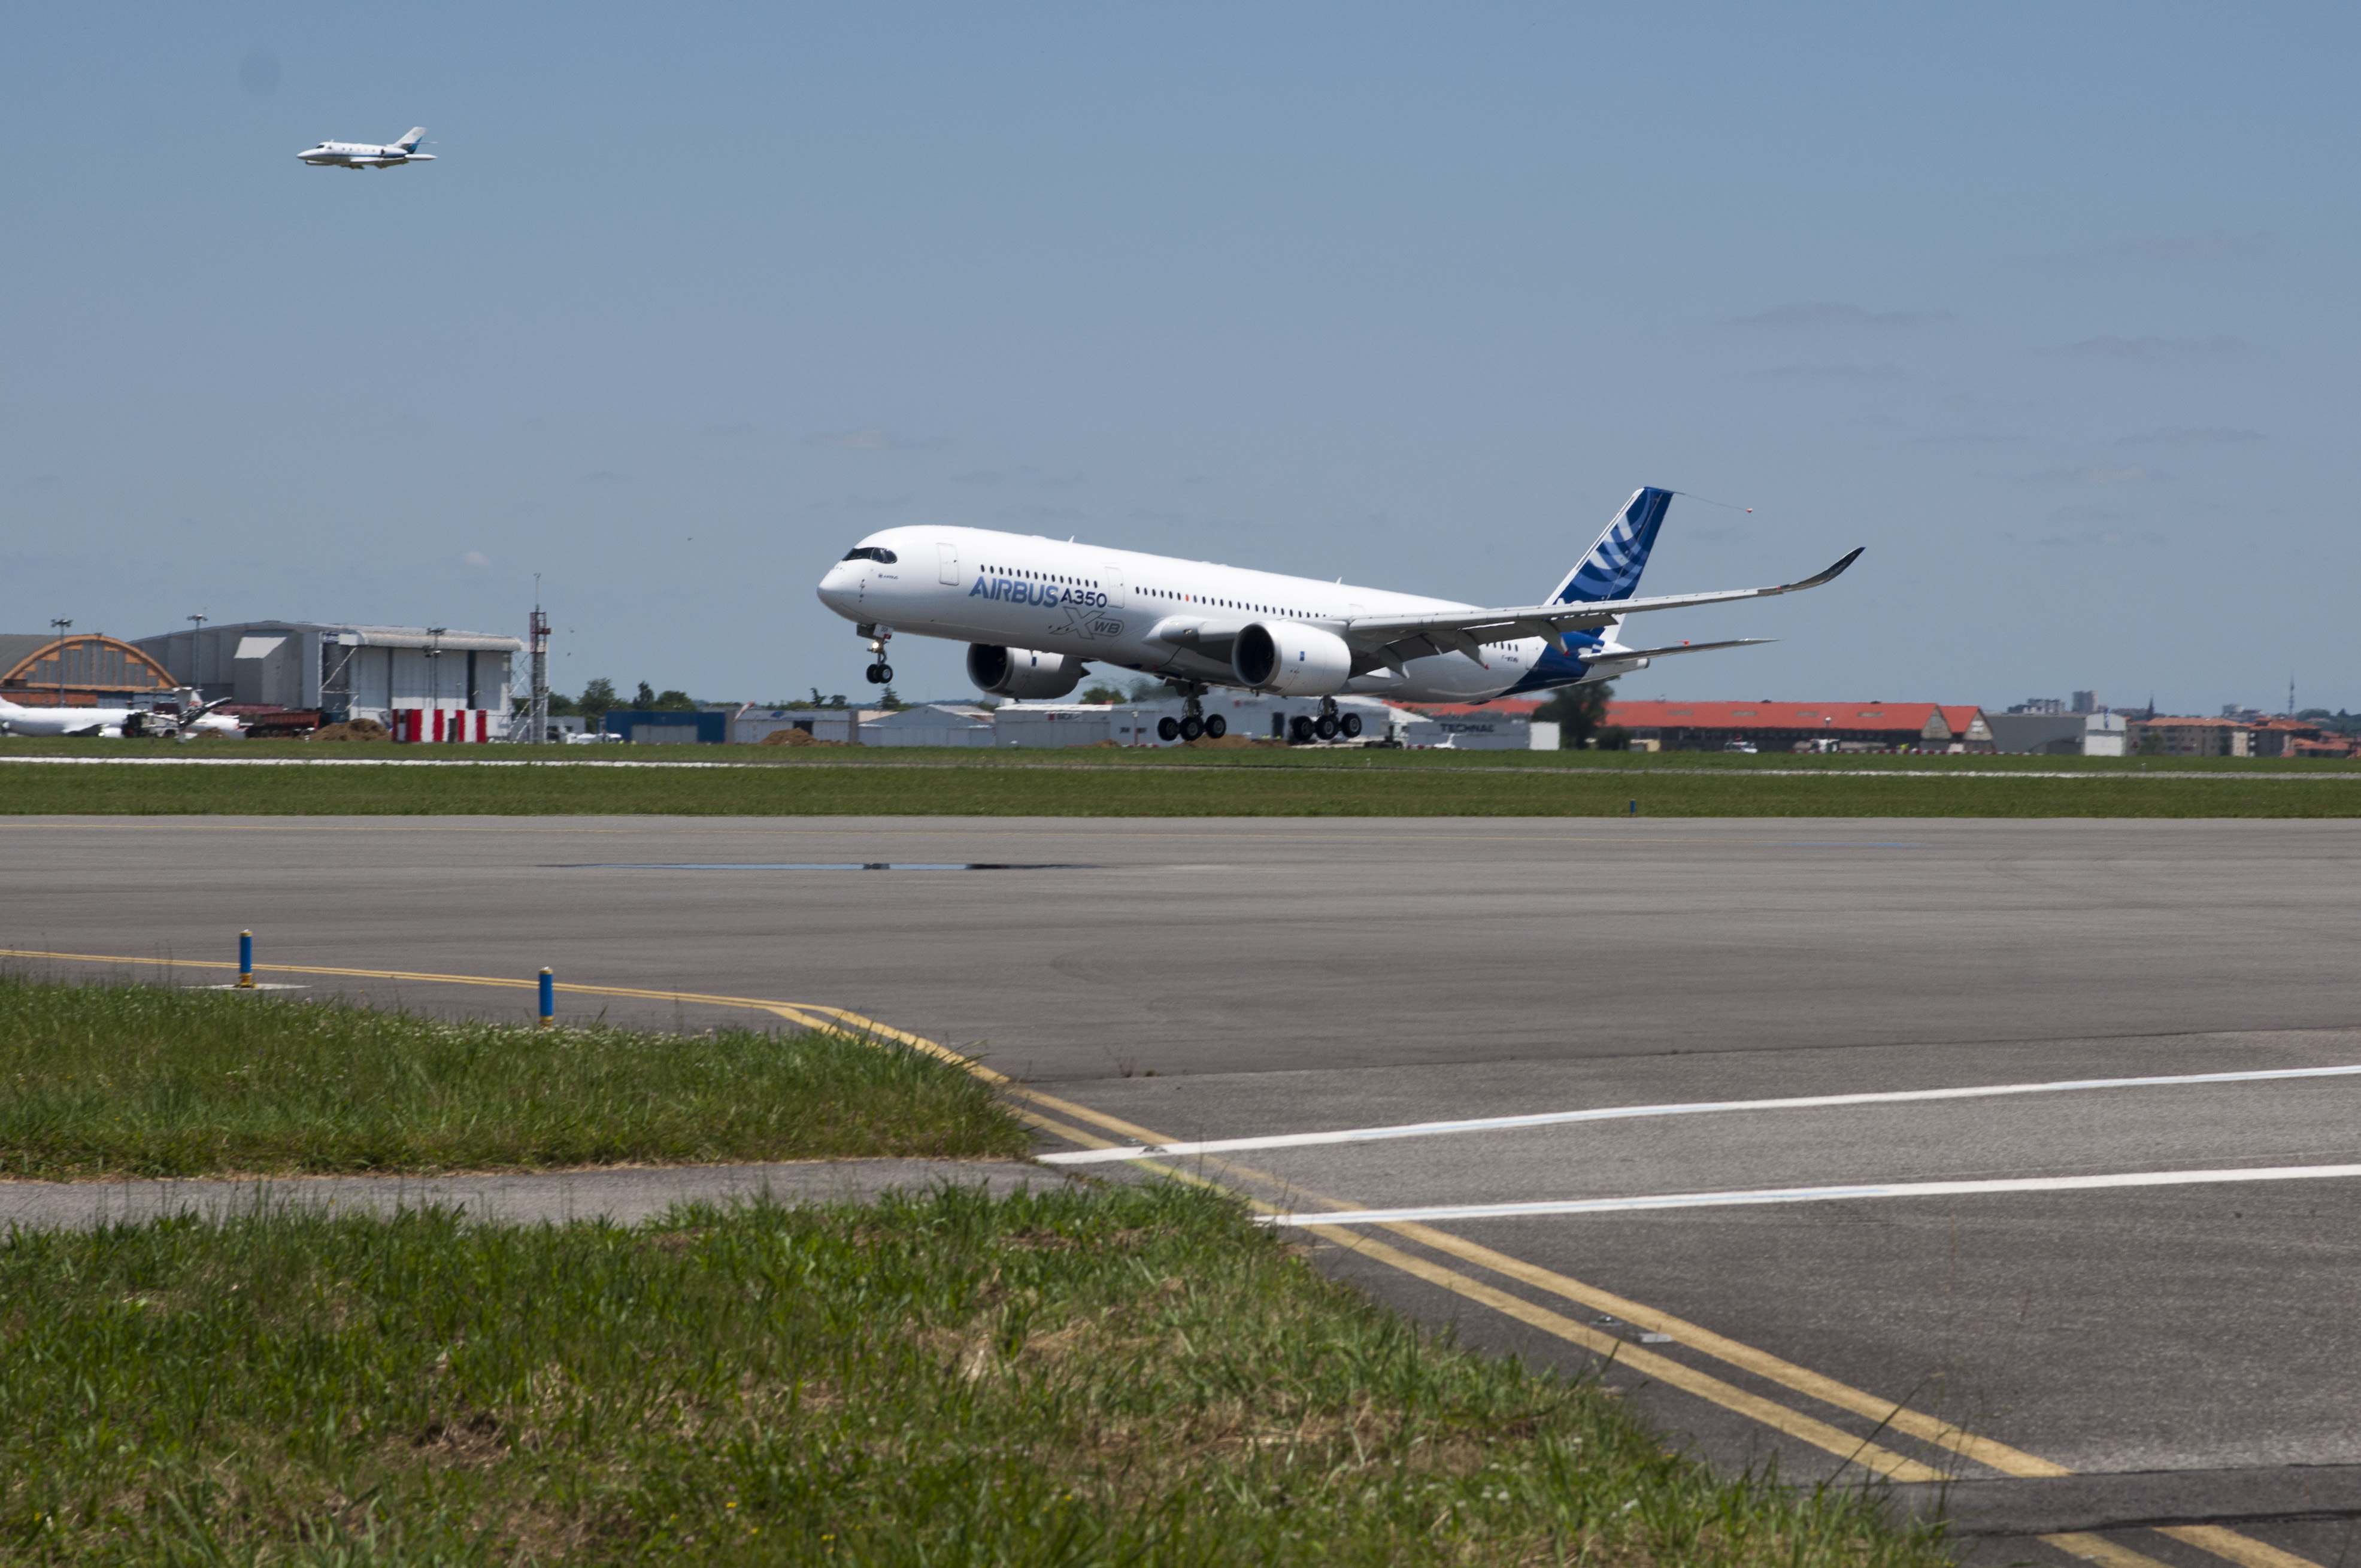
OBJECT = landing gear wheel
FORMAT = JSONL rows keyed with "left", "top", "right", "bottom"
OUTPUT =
{"left": 1340, "top": 713, "right": 1363, "bottom": 739}
{"left": 865, "top": 663, "right": 893, "bottom": 685}
{"left": 1157, "top": 716, "right": 1181, "bottom": 742}
{"left": 1203, "top": 714, "right": 1226, "bottom": 739}
{"left": 1290, "top": 715, "right": 1315, "bottom": 745}
{"left": 1314, "top": 714, "right": 1339, "bottom": 741}
{"left": 1179, "top": 715, "right": 1205, "bottom": 742}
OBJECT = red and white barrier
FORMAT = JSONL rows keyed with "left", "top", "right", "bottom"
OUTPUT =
{"left": 390, "top": 708, "right": 495, "bottom": 743}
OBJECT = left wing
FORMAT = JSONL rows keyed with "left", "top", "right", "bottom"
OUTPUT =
{"left": 1339, "top": 548, "right": 1862, "bottom": 668}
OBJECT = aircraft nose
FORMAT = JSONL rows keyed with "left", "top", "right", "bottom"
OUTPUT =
{"left": 816, "top": 564, "right": 855, "bottom": 612}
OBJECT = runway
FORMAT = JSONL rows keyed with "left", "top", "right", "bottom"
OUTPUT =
{"left": 8, "top": 815, "right": 2361, "bottom": 1558}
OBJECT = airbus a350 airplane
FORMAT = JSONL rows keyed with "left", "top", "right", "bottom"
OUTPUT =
{"left": 815, "top": 487, "right": 1861, "bottom": 741}
{"left": 0, "top": 697, "right": 243, "bottom": 739}
{"left": 297, "top": 129, "right": 434, "bottom": 169}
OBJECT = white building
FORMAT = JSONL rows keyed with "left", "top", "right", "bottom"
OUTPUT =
{"left": 732, "top": 704, "right": 995, "bottom": 747}
{"left": 135, "top": 621, "right": 522, "bottom": 732}
{"left": 1984, "top": 711, "right": 2127, "bottom": 757}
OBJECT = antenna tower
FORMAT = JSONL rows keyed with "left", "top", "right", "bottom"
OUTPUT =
{"left": 525, "top": 578, "right": 551, "bottom": 744}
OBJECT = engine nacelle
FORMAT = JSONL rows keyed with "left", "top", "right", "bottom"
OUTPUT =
{"left": 1232, "top": 621, "right": 1356, "bottom": 696}
{"left": 968, "top": 644, "right": 1087, "bottom": 700}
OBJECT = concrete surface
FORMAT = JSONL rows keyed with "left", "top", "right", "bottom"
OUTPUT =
{"left": 0, "top": 1160, "right": 1066, "bottom": 1230}
{"left": 7, "top": 815, "right": 2361, "bottom": 1557}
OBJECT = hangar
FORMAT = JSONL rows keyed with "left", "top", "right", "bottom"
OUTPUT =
{"left": 135, "top": 621, "right": 524, "bottom": 730}
{"left": 0, "top": 632, "right": 180, "bottom": 708}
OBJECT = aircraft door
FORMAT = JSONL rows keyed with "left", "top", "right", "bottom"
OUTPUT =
{"left": 1099, "top": 562, "right": 1125, "bottom": 608}
{"left": 938, "top": 542, "right": 960, "bottom": 586}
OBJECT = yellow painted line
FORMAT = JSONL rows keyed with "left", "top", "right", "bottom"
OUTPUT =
{"left": 1377, "top": 1220, "right": 2072, "bottom": 1478}
{"left": 809, "top": 1005, "right": 1182, "bottom": 1145}
{"left": 5, "top": 945, "right": 2331, "bottom": 1566}
{"left": 1299, "top": 1224, "right": 1945, "bottom": 1482}
{"left": 2041, "top": 1533, "right": 2186, "bottom": 1568}
{"left": 2160, "top": 1528, "right": 2331, "bottom": 1568}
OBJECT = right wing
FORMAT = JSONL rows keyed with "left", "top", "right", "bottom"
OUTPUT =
{"left": 1338, "top": 548, "right": 1862, "bottom": 669}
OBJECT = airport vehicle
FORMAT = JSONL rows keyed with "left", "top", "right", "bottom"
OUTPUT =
{"left": 0, "top": 697, "right": 244, "bottom": 739}
{"left": 815, "top": 487, "right": 1862, "bottom": 741}
{"left": 296, "top": 129, "right": 434, "bottom": 169}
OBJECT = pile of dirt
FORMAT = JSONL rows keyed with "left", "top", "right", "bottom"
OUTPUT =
{"left": 757, "top": 727, "right": 861, "bottom": 747}
{"left": 308, "top": 719, "right": 390, "bottom": 742}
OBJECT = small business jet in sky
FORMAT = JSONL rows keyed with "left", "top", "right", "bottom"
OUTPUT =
{"left": 297, "top": 129, "right": 434, "bottom": 169}
{"left": 0, "top": 697, "right": 244, "bottom": 739}
{"left": 816, "top": 487, "right": 1862, "bottom": 741}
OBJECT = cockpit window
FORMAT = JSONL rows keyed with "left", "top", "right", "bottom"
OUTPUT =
{"left": 840, "top": 546, "right": 898, "bottom": 563}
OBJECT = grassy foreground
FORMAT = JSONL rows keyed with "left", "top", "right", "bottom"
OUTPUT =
{"left": 2, "top": 751, "right": 2359, "bottom": 815}
{"left": 0, "top": 976, "right": 1026, "bottom": 1179}
{"left": 0, "top": 1185, "right": 1945, "bottom": 1567}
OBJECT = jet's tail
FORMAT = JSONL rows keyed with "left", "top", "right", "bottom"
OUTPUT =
{"left": 393, "top": 128, "right": 426, "bottom": 151}
{"left": 1545, "top": 487, "right": 1674, "bottom": 605}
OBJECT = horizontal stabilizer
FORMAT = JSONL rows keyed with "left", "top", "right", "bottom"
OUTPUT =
{"left": 1590, "top": 637, "right": 1774, "bottom": 662}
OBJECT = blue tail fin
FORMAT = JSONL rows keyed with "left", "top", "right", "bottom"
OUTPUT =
{"left": 1546, "top": 487, "right": 1674, "bottom": 604}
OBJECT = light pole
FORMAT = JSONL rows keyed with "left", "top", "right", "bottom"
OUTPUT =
{"left": 425, "top": 628, "right": 446, "bottom": 742}
{"left": 186, "top": 615, "right": 207, "bottom": 711}
{"left": 47, "top": 619, "right": 71, "bottom": 708}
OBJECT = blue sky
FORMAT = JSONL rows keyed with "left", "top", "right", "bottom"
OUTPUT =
{"left": 5, "top": 4, "right": 2352, "bottom": 711}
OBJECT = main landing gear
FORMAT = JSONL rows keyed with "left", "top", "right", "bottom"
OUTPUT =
{"left": 1289, "top": 697, "right": 1362, "bottom": 744}
{"left": 857, "top": 624, "right": 893, "bottom": 686}
{"left": 1155, "top": 684, "right": 1226, "bottom": 744}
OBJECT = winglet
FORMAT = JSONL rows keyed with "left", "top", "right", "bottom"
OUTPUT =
{"left": 1781, "top": 547, "right": 1863, "bottom": 593}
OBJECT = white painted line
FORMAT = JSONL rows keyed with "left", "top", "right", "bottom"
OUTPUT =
{"left": 1257, "top": 1163, "right": 2361, "bottom": 1227}
{"left": 0, "top": 755, "right": 2351, "bottom": 780}
{"left": 1042, "top": 1063, "right": 2361, "bottom": 1165}
{"left": 0, "top": 754, "right": 748, "bottom": 771}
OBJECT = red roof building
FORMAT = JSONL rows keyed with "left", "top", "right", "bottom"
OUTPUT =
{"left": 1607, "top": 699, "right": 1994, "bottom": 753}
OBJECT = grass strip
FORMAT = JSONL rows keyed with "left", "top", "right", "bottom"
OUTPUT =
{"left": 0, "top": 1184, "right": 1949, "bottom": 1566}
{"left": 0, "top": 976, "right": 1028, "bottom": 1179}
{"left": 2, "top": 754, "right": 2359, "bottom": 815}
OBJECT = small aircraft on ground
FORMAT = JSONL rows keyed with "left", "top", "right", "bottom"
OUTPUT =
{"left": 0, "top": 696, "right": 245, "bottom": 739}
{"left": 297, "top": 129, "right": 434, "bottom": 169}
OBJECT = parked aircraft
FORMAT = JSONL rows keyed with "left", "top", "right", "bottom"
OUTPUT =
{"left": 814, "top": 487, "right": 1861, "bottom": 741}
{"left": 0, "top": 697, "right": 244, "bottom": 739}
{"left": 297, "top": 129, "right": 434, "bottom": 169}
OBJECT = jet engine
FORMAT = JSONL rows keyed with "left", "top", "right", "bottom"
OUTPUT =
{"left": 968, "top": 644, "right": 1087, "bottom": 700}
{"left": 1232, "top": 621, "right": 1355, "bottom": 696}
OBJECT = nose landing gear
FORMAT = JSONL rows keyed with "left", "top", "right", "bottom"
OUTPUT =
{"left": 857, "top": 624, "right": 893, "bottom": 685}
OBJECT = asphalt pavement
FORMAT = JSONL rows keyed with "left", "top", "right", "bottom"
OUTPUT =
{"left": 7, "top": 814, "right": 2359, "bottom": 1560}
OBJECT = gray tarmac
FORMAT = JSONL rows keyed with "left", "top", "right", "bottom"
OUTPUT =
{"left": 7, "top": 815, "right": 2360, "bottom": 1555}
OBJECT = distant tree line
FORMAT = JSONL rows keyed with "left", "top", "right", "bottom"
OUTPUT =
{"left": 546, "top": 678, "right": 697, "bottom": 720}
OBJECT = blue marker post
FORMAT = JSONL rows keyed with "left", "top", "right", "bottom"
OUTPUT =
{"left": 538, "top": 967, "right": 554, "bottom": 1028}
{"left": 1628, "top": 799, "right": 1637, "bottom": 817}
{"left": 237, "top": 929, "right": 255, "bottom": 988}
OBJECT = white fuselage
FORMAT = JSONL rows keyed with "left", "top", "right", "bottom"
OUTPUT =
{"left": 816, "top": 525, "right": 1637, "bottom": 703}
{"left": 0, "top": 699, "right": 241, "bottom": 738}
{"left": 297, "top": 141, "right": 433, "bottom": 168}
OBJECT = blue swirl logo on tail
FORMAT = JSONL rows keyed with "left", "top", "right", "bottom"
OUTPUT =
{"left": 1550, "top": 487, "right": 1674, "bottom": 605}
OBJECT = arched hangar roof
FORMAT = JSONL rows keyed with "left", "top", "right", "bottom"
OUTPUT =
{"left": 0, "top": 633, "right": 178, "bottom": 693}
